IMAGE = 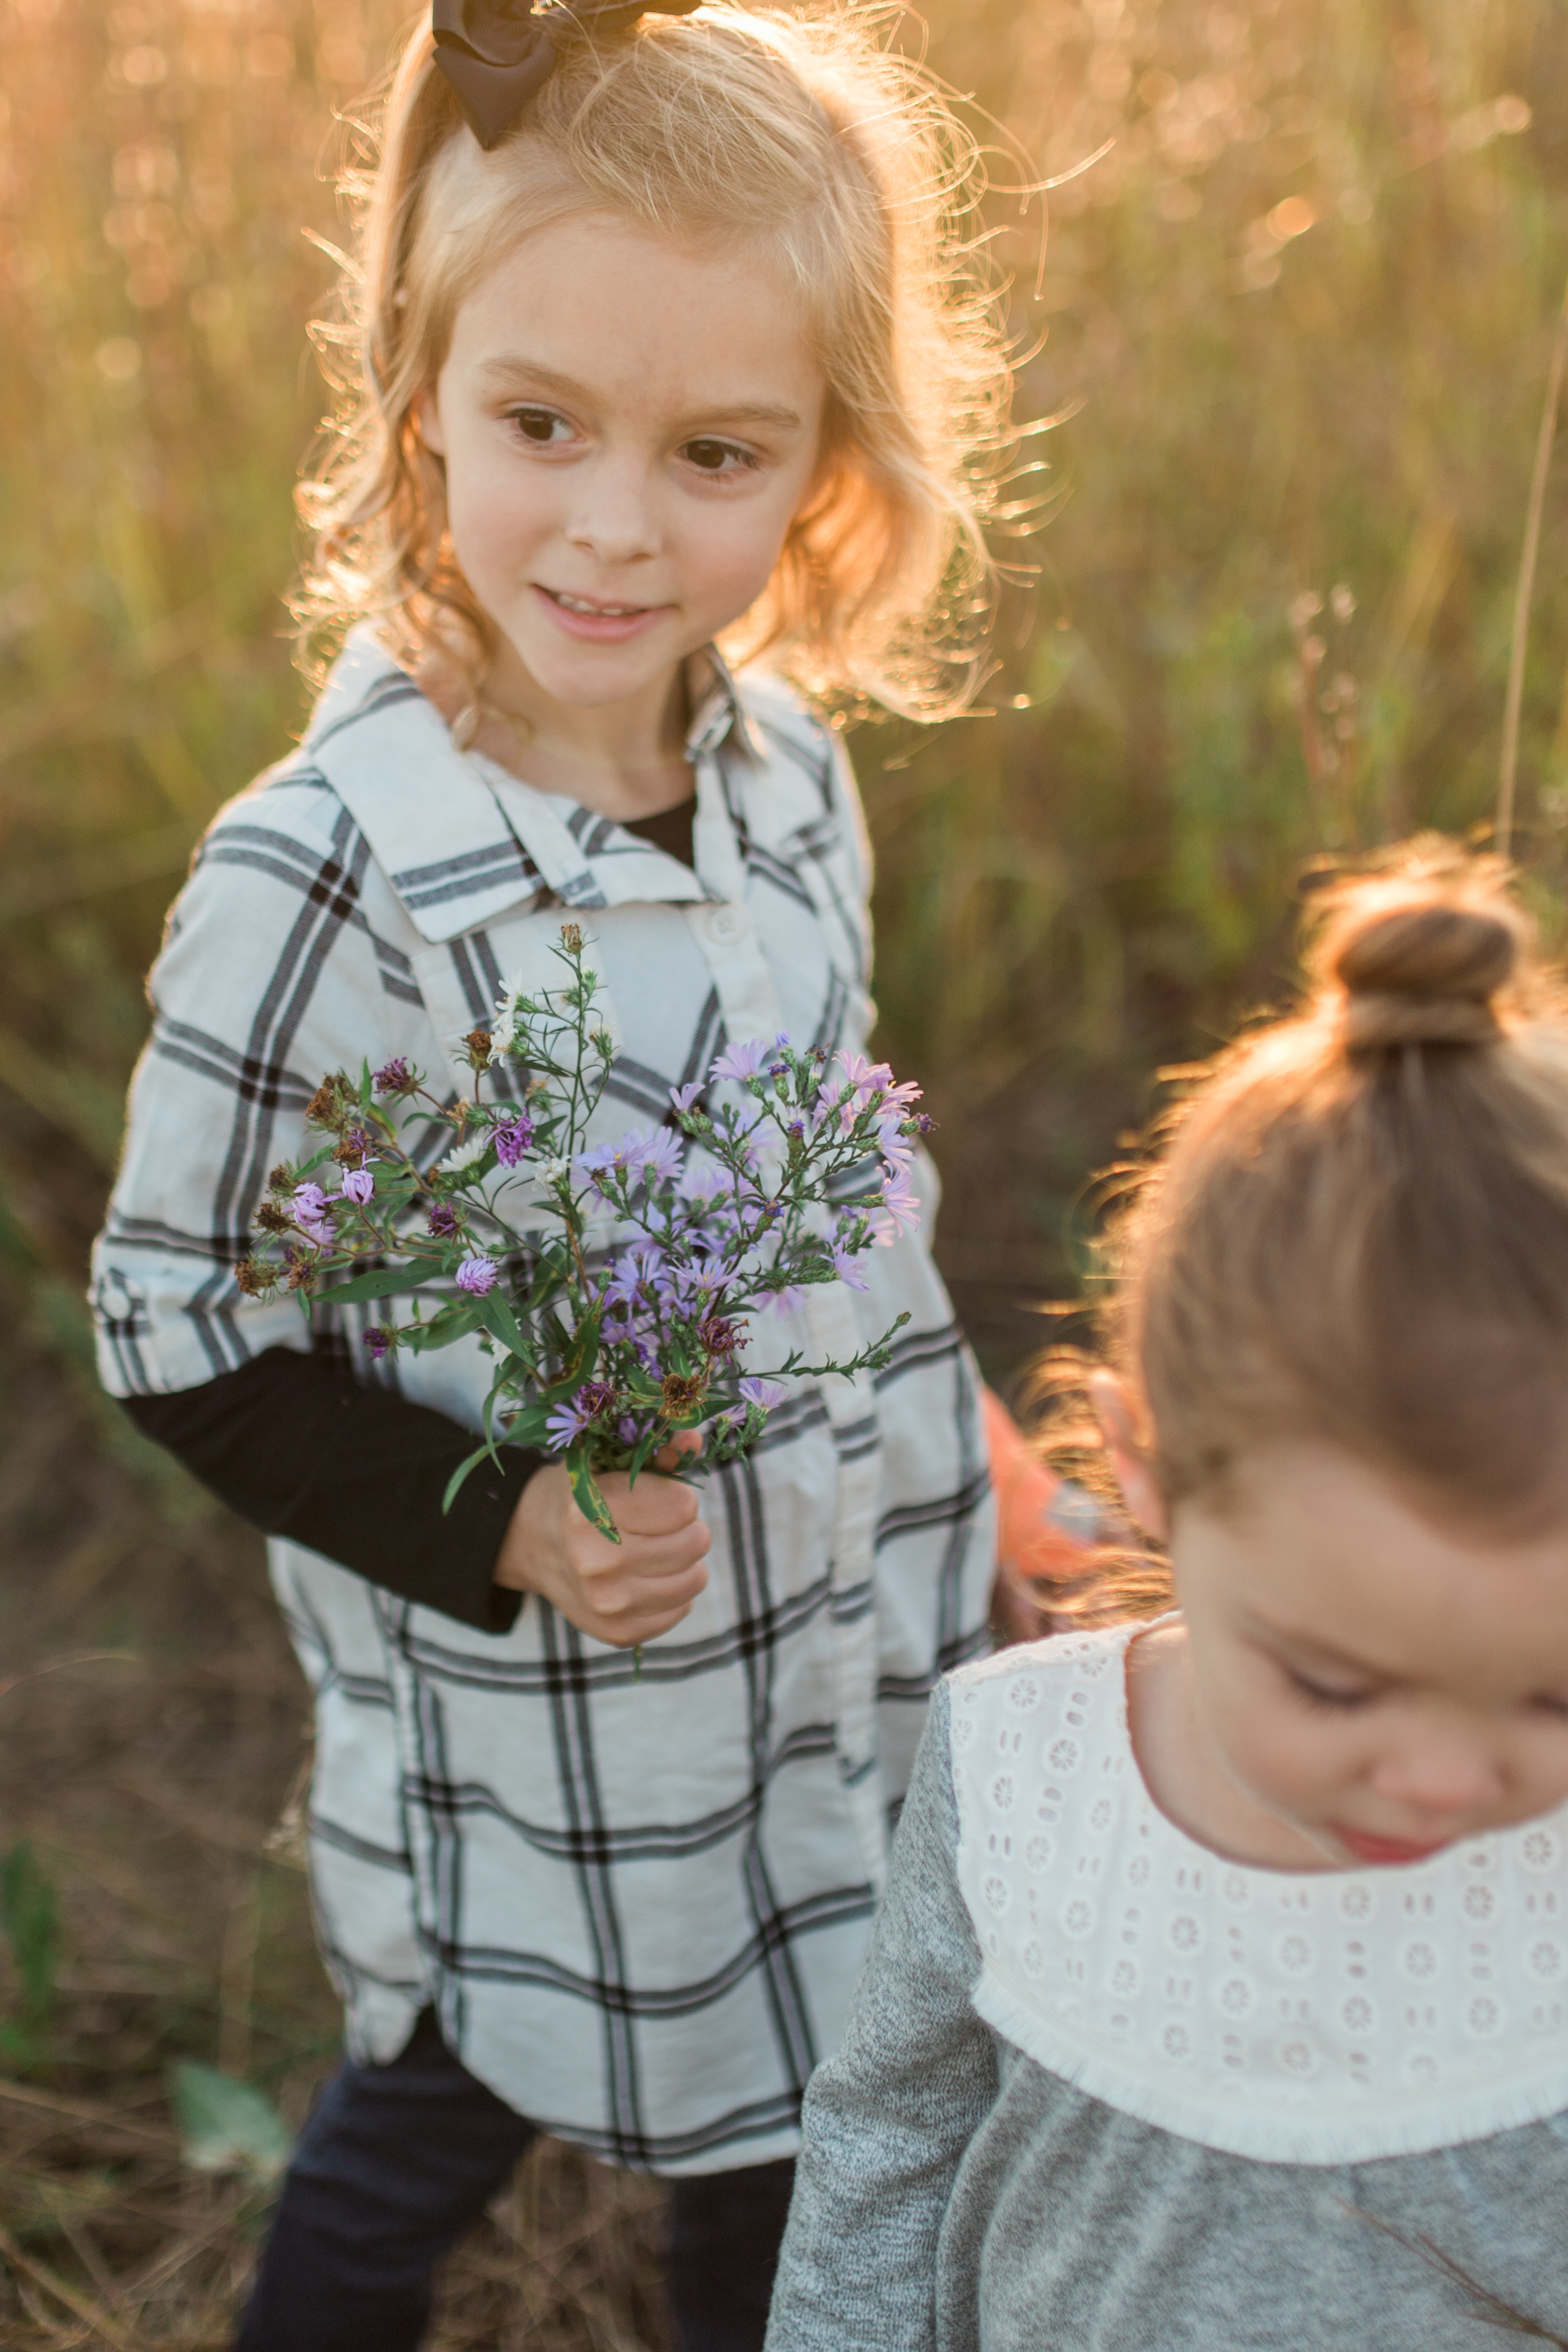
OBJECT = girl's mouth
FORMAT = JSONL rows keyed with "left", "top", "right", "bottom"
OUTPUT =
{"left": 535, "top": 585, "right": 667, "bottom": 643}
{"left": 1331, "top": 1823, "right": 1452, "bottom": 1867}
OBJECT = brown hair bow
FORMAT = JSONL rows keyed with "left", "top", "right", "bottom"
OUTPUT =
{"left": 433, "top": 0, "right": 702, "bottom": 150}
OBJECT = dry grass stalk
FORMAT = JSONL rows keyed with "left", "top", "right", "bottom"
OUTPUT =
{"left": 1498, "top": 271, "right": 1568, "bottom": 856}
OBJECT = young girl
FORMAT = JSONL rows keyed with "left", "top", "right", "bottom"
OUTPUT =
{"left": 766, "top": 843, "right": 1568, "bottom": 2351}
{"left": 90, "top": 7, "right": 1012, "bottom": 2345}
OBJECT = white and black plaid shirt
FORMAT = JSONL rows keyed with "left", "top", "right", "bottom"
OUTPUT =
{"left": 92, "top": 631, "right": 994, "bottom": 2173}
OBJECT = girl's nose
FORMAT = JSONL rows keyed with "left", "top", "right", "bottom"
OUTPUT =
{"left": 566, "top": 460, "right": 661, "bottom": 568}
{"left": 1369, "top": 1741, "right": 1504, "bottom": 1821}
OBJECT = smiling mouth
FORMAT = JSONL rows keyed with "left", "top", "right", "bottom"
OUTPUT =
{"left": 543, "top": 588, "right": 652, "bottom": 618}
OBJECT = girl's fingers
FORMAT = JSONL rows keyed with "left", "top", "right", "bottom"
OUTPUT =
{"left": 651, "top": 1429, "right": 704, "bottom": 1473}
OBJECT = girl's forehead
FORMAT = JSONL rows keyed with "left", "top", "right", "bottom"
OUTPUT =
{"left": 453, "top": 211, "right": 804, "bottom": 326}
{"left": 1184, "top": 1438, "right": 1568, "bottom": 1693}
{"left": 441, "top": 215, "right": 823, "bottom": 402}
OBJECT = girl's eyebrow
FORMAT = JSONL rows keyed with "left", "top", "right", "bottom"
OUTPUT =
{"left": 474, "top": 355, "right": 805, "bottom": 431}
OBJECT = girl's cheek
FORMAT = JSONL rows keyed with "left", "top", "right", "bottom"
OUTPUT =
{"left": 1220, "top": 1701, "right": 1355, "bottom": 1813}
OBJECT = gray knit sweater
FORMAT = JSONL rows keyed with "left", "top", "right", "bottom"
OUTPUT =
{"left": 765, "top": 1655, "right": 1568, "bottom": 2351}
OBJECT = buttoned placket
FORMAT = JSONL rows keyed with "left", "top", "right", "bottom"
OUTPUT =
{"left": 680, "top": 730, "right": 890, "bottom": 1888}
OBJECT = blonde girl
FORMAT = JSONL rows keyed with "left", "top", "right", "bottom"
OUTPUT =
{"left": 90, "top": 6, "right": 1014, "bottom": 2346}
{"left": 767, "top": 843, "right": 1568, "bottom": 2351}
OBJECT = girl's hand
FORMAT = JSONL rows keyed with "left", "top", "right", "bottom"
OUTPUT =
{"left": 494, "top": 1440, "right": 710, "bottom": 1649}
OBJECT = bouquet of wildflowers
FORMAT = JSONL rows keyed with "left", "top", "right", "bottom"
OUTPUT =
{"left": 239, "top": 925, "right": 928, "bottom": 1541}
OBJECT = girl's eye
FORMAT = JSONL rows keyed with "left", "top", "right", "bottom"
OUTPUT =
{"left": 1285, "top": 1667, "right": 1377, "bottom": 1712}
{"left": 681, "top": 437, "right": 756, "bottom": 476}
{"left": 509, "top": 407, "right": 573, "bottom": 447}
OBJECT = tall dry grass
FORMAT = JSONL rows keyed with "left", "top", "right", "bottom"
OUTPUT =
{"left": 1, "top": 0, "right": 1567, "bottom": 2338}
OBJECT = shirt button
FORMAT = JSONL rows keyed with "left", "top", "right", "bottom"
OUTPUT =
{"left": 707, "top": 904, "right": 749, "bottom": 945}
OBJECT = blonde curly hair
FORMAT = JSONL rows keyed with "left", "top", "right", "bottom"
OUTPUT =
{"left": 295, "top": 3, "right": 1017, "bottom": 720}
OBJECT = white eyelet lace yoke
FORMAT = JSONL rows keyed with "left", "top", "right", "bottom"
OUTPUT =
{"left": 949, "top": 1624, "right": 1568, "bottom": 2165}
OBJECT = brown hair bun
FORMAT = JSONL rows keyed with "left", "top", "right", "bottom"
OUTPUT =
{"left": 1313, "top": 852, "right": 1524, "bottom": 1050}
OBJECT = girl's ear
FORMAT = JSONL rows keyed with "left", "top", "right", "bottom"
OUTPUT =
{"left": 414, "top": 386, "right": 446, "bottom": 456}
{"left": 1087, "top": 1371, "right": 1169, "bottom": 1544}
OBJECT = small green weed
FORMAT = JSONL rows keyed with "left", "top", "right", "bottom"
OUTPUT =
{"left": 0, "top": 1839, "right": 61, "bottom": 2069}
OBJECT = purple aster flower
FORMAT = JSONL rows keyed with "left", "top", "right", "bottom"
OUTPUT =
{"left": 491, "top": 1112, "right": 535, "bottom": 1167}
{"left": 545, "top": 1395, "right": 594, "bottom": 1449}
{"left": 763, "top": 1284, "right": 808, "bottom": 1318}
{"left": 830, "top": 1242, "right": 871, "bottom": 1293}
{"left": 870, "top": 1167, "right": 920, "bottom": 1246}
{"left": 373, "top": 1057, "right": 417, "bottom": 1096}
{"left": 640, "top": 1128, "right": 684, "bottom": 1191}
{"left": 340, "top": 1167, "right": 375, "bottom": 1206}
{"left": 456, "top": 1255, "right": 500, "bottom": 1295}
{"left": 738, "top": 1376, "right": 788, "bottom": 1412}
{"left": 576, "top": 1129, "right": 662, "bottom": 1196}
{"left": 290, "top": 1181, "right": 336, "bottom": 1248}
{"left": 834, "top": 1049, "right": 892, "bottom": 1107}
{"left": 364, "top": 1326, "right": 392, "bottom": 1360}
{"left": 427, "top": 1202, "right": 458, "bottom": 1238}
{"left": 669, "top": 1081, "right": 706, "bottom": 1116}
{"left": 681, "top": 1162, "right": 728, "bottom": 1206}
{"left": 710, "top": 1039, "right": 769, "bottom": 1084}
{"left": 874, "top": 1112, "right": 915, "bottom": 1170}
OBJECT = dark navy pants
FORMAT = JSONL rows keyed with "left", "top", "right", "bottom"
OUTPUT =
{"left": 235, "top": 2010, "right": 796, "bottom": 2352}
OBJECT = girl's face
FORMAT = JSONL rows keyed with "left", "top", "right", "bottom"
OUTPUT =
{"left": 418, "top": 215, "right": 827, "bottom": 716}
{"left": 1167, "top": 1440, "right": 1568, "bottom": 1867}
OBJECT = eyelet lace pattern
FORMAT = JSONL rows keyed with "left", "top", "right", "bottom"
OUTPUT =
{"left": 950, "top": 1625, "right": 1568, "bottom": 2165}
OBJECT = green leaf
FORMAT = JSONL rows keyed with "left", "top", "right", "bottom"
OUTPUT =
{"left": 317, "top": 1266, "right": 427, "bottom": 1305}
{"left": 402, "top": 1302, "right": 481, "bottom": 1353}
{"left": 559, "top": 1303, "right": 603, "bottom": 1386}
{"left": 500, "top": 1400, "right": 553, "bottom": 1449}
{"left": 566, "top": 1446, "right": 620, "bottom": 1543}
{"left": 475, "top": 1287, "right": 530, "bottom": 1360}
{"left": 171, "top": 2063, "right": 294, "bottom": 2185}
{"left": 627, "top": 1427, "right": 665, "bottom": 1482}
{"left": 441, "top": 1441, "right": 497, "bottom": 1514}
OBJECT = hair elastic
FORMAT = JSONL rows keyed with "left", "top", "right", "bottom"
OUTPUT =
{"left": 432, "top": 0, "right": 701, "bottom": 150}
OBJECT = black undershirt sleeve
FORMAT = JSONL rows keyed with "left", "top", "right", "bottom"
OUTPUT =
{"left": 121, "top": 1348, "right": 547, "bottom": 1634}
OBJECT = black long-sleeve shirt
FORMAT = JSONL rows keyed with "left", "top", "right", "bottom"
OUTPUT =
{"left": 121, "top": 1348, "right": 544, "bottom": 1632}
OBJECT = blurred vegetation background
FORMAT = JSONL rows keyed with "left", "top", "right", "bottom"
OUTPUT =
{"left": 1, "top": 0, "right": 1567, "bottom": 2338}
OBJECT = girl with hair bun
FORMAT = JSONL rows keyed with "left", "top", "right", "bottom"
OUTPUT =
{"left": 767, "top": 839, "right": 1568, "bottom": 2352}
{"left": 90, "top": 6, "right": 1017, "bottom": 2346}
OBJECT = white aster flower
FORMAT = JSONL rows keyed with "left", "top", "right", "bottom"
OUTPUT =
{"left": 438, "top": 1132, "right": 492, "bottom": 1176}
{"left": 491, "top": 973, "right": 527, "bottom": 1061}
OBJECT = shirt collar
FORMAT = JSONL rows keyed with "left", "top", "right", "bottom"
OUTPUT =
{"left": 302, "top": 627, "right": 757, "bottom": 943}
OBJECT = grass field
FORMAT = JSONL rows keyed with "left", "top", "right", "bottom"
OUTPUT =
{"left": 2, "top": 0, "right": 1567, "bottom": 2338}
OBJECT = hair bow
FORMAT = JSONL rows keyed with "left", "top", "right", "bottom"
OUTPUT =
{"left": 433, "top": 0, "right": 702, "bottom": 150}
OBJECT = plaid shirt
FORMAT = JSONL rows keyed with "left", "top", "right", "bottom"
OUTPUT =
{"left": 92, "top": 631, "right": 994, "bottom": 2173}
